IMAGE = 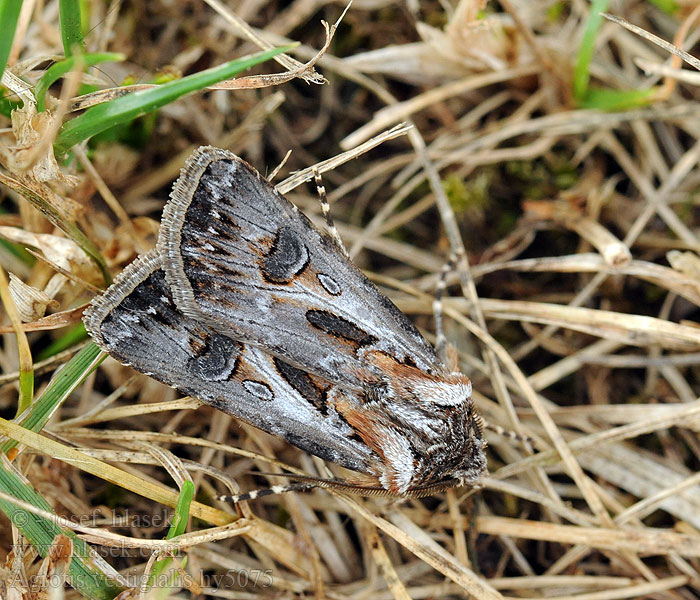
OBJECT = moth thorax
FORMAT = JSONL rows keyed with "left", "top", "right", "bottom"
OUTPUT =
{"left": 406, "top": 372, "right": 472, "bottom": 406}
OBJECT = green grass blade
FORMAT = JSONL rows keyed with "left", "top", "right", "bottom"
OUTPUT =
{"left": 18, "top": 370, "right": 33, "bottom": 414}
{"left": 2, "top": 342, "right": 104, "bottom": 454}
{"left": 0, "top": 94, "right": 22, "bottom": 117}
{"left": 167, "top": 481, "right": 194, "bottom": 539}
{"left": 35, "top": 52, "right": 125, "bottom": 111}
{"left": 0, "top": 264, "right": 34, "bottom": 414}
{"left": 648, "top": 0, "right": 677, "bottom": 13}
{"left": 0, "top": 455, "right": 125, "bottom": 599}
{"left": 59, "top": 0, "right": 84, "bottom": 56}
{"left": 573, "top": 0, "right": 609, "bottom": 102}
{"left": 54, "top": 45, "right": 295, "bottom": 156}
{"left": 36, "top": 321, "right": 89, "bottom": 361}
{"left": 578, "top": 86, "right": 657, "bottom": 111}
{"left": 0, "top": 0, "right": 22, "bottom": 78}
{"left": 147, "top": 481, "right": 195, "bottom": 592}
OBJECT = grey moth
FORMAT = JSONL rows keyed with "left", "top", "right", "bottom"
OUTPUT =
{"left": 83, "top": 147, "right": 487, "bottom": 496}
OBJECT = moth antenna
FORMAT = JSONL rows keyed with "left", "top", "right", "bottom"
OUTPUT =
{"left": 313, "top": 166, "right": 349, "bottom": 257}
{"left": 433, "top": 253, "right": 459, "bottom": 363}
{"left": 217, "top": 482, "right": 316, "bottom": 504}
{"left": 482, "top": 419, "right": 538, "bottom": 448}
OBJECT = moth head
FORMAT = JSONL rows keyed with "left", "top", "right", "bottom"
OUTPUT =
{"left": 450, "top": 401, "right": 488, "bottom": 487}
{"left": 407, "top": 372, "right": 488, "bottom": 490}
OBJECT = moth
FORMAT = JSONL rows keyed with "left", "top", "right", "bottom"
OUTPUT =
{"left": 84, "top": 147, "right": 487, "bottom": 497}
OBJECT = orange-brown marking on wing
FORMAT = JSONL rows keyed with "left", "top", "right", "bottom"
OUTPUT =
{"left": 332, "top": 394, "right": 405, "bottom": 493}
{"left": 365, "top": 350, "right": 471, "bottom": 400}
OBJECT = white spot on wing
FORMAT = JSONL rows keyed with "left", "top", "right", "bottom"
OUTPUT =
{"left": 242, "top": 380, "right": 274, "bottom": 401}
{"left": 317, "top": 273, "right": 341, "bottom": 296}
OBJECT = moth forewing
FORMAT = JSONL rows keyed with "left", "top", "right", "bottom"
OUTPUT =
{"left": 83, "top": 250, "right": 379, "bottom": 476}
{"left": 156, "top": 147, "right": 439, "bottom": 389}
{"left": 84, "top": 146, "right": 489, "bottom": 497}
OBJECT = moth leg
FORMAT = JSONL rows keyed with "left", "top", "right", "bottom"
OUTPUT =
{"left": 313, "top": 166, "right": 349, "bottom": 257}
{"left": 217, "top": 476, "right": 400, "bottom": 504}
{"left": 432, "top": 252, "right": 459, "bottom": 366}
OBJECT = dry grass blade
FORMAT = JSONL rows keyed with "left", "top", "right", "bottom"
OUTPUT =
{"left": 602, "top": 13, "right": 700, "bottom": 71}
{"left": 341, "top": 496, "right": 502, "bottom": 599}
{"left": 478, "top": 516, "right": 700, "bottom": 557}
{"left": 481, "top": 299, "right": 700, "bottom": 351}
{"left": 2, "top": 2, "right": 700, "bottom": 598}
{"left": 203, "top": 0, "right": 325, "bottom": 84}
{"left": 277, "top": 122, "right": 412, "bottom": 193}
{"left": 0, "top": 304, "right": 87, "bottom": 333}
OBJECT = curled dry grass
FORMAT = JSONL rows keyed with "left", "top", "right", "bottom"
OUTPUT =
{"left": 1, "top": 1, "right": 700, "bottom": 599}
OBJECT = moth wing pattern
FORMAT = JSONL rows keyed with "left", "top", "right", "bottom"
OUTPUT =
{"left": 83, "top": 250, "right": 378, "bottom": 475}
{"left": 157, "top": 147, "right": 442, "bottom": 390}
{"left": 85, "top": 147, "right": 487, "bottom": 496}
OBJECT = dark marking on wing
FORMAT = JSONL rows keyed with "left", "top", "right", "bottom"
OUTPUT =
{"left": 139, "top": 306, "right": 176, "bottom": 330}
{"left": 306, "top": 310, "right": 377, "bottom": 348}
{"left": 180, "top": 161, "right": 247, "bottom": 268}
{"left": 208, "top": 208, "right": 242, "bottom": 240}
{"left": 262, "top": 226, "right": 309, "bottom": 283}
{"left": 395, "top": 353, "right": 427, "bottom": 372}
{"left": 85, "top": 247, "right": 379, "bottom": 477}
{"left": 273, "top": 357, "right": 328, "bottom": 415}
{"left": 188, "top": 333, "right": 242, "bottom": 382}
{"left": 98, "top": 272, "right": 174, "bottom": 335}
{"left": 185, "top": 162, "right": 242, "bottom": 232}
{"left": 192, "top": 278, "right": 237, "bottom": 308}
